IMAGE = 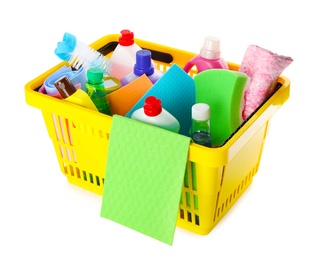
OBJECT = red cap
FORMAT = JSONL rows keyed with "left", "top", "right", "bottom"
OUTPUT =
{"left": 143, "top": 96, "right": 162, "bottom": 116}
{"left": 119, "top": 29, "right": 134, "bottom": 46}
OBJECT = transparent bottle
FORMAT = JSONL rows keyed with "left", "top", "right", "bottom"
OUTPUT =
{"left": 120, "top": 49, "right": 163, "bottom": 87}
{"left": 85, "top": 68, "right": 111, "bottom": 116}
{"left": 191, "top": 103, "right": 212, "bottom": 147}
{"left": 54, "top": 32, "right": 112, "bottom": 76}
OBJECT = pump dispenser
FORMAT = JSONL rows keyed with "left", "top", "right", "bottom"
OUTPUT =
{"left": 131, "top": 96, "right": 180, "bottom": 133}
{"left": 183, "top": 36, "right": 229, "bottom": 73}
{"left": 108, "top": 29, "right": 142, "bottom": 80}
{"left": 120, "top": 50, "right": 163, "bottom": 87}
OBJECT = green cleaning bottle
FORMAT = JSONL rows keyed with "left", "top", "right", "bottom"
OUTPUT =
{"left": 85, "top": 68, "right": 111, "bottom": 115}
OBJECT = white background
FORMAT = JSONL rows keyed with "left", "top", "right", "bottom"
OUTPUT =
{"left": 1, "top": 0, "right": 331, "bottom": 259}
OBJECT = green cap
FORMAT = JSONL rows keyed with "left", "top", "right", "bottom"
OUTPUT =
{"left": 87, "top": 68, "right": 104, "bottom": 83}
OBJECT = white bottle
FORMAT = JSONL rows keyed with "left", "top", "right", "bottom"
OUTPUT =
{"left": 131, "top": 96, "right": 180, "bottom": 133}
{"left": 120, "top": 49, "right": 163, "bottom": 87}
{"left": 109, "top": 29, "right": 142, "bottom": 80}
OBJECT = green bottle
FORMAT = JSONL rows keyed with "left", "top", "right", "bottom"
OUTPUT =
{"left": 85, "top": 68, "right": 111, "bottom": 115}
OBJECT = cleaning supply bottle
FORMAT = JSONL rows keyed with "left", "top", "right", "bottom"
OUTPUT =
{"left": 183, "top": 36, "right": 229, "bottom": 74}
{"left": 85, "top": 68, "right": 111, "bottom": 116}
{"left": 120, "top": 50, "right": 163, "bottom": 87}
{"left": 108, "top": 29, "right": 142, "bottom": 80}
{"left": 131, "top": 96, "right": 180, "bottom": 133}
{"left": 191, "top": 103, "right": 212, "bottom": 147}
{"left": 54, "top": 32, "right": 112, "bottom": 76}
{"left": 54, "top": 76, "right": 98, "bottom": 112}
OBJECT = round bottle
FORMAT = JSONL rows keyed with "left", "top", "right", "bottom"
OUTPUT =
{"left": 120, "top": 50, "right": 163, "bottom": 87}
{"left": 131, "top": 96, "right": 180, "bottom": 133}
{"left": 85, "top": 68, "right": 111, "bottom": 115}
{"left": 183, "top": 36, "right": 229, "bottom": 73}
{"left": 191, "top": 103, "right": 212, "bottom": 147}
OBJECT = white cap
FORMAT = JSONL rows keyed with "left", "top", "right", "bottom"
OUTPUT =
{"left": 192, "top": 103, "right": 210, "bottom": 121}
{"left": 200, "top": 36, "right": 221, "bottom": 60}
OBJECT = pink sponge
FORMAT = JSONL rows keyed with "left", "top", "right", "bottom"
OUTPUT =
{"left": 239, "top": 45, "right": 293, "bottom": 120}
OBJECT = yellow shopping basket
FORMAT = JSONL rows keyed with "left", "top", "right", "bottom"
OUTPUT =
{"left": 24, "top": 34, "right": 290, "bottom": 235}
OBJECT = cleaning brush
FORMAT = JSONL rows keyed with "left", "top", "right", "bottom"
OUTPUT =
{"left": 54, "top": 32, "right": 112, "bottom": 76}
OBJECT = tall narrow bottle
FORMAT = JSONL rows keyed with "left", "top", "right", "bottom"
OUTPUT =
{"left": 191, "top": 103, "right": 212, "bottom": 147}
{"left": 85, "top": 68, "right": 111, "bottom": 115}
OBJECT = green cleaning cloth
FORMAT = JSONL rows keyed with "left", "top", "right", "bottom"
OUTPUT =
{"left": 100, "top": 115, "right": 191, "bottom": 245}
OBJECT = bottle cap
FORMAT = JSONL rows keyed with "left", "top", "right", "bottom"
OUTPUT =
{"left": 200, "top": 36, "right": 221, "bottom": 60}
{"left": 87, "top": 68, "right": 103, "bottom": 83}
{"left": 54, "top": 76, "right": 77, "bottom": 98}
{"left": 119, "top": 29, "right": 134, "bottom": 46}
{"left": 143, "top": 96, "right": 162, "bottom": 116}
{"left": 192, "top": 103, "right": 210, "bottom": 121}
{"left": 134, "top": 50, "right": 154, "bottom": 76}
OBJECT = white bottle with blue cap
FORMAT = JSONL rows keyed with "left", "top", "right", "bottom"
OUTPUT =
{"left": 120, "top": 49, "right": 163, "bottom": 87}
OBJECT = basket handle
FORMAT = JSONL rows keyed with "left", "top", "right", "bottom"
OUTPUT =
{"left": 97, "top": 41, "right": 174, "bottom": 64}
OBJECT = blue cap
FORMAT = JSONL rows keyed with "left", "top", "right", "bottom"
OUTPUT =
{"left": 134, "top": 50, "right": 154, "bottom": 76}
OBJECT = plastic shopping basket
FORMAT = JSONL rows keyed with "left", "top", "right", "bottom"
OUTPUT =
{"left": 24, "top": 34, "right": 290, "bottom": 235}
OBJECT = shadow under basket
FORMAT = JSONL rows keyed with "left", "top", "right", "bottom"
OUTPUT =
{"left": 24, "top": 34, "right": 290, "bottom": 235}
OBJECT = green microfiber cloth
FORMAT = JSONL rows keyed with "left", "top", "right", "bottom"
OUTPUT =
{"left": 100, "top": 115, "right": 191, "bottom": 245}
{"left": 194, "top": 69, "right": 248, "bottom": 147}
